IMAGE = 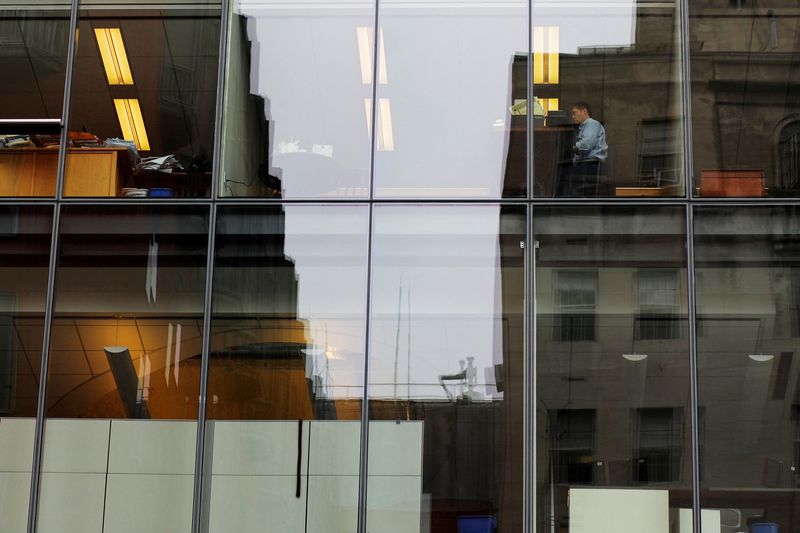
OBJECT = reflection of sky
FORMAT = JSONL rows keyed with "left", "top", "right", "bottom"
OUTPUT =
{"left": 279, "top": 205, "right": 510, "bottom": 401}
{"left": 368, "top": 205, "right": 507, "bottom": 400}
{"left": 535, "top": 2, "right": 637, "bottom": 54}
{"left": 281, "top": 206, "right": 369, "bottom": 400}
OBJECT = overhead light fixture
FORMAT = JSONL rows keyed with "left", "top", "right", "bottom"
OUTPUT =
{"left": 95, "top": 28, "right": 134, "bottom": 85}
{"left": 748, "top": 353, "right": 775, "bottom": 362}
{"left": 622, "top": 353, "right": 648, "bottom": 362}
{"left": 533, "top": 26, "right": 559, "bottom": 84}
{"left": 356, "top": 27, "right": 387, "bottom": 85}
{"left": 364, "top": 98, "right": 395, "bottom": 151}
{"left": 114, "top": 98, "right": 150, "bottom": 151}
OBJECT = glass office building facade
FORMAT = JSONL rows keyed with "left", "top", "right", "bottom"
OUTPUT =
{"left": 1, "top": 0, "right": 800, "bottom": 532}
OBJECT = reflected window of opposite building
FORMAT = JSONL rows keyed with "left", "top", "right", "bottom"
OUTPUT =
{"left": 552, "top": 409, "right": 596, "bottom": 485}
{"left": 553, "top": 270, "right": 598, "bottom": 342}
{"left": 636, "top": 269, "right": 681, "bottom": 341}
{"left": 633, "top": 407, "right": 683, "bottom": 484}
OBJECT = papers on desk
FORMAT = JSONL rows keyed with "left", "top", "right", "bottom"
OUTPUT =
{"left": 137, "top": 154, "right": 183, "bottom": 174}
{"left": 0, "top": 135, "right": 33, "bottom": 148}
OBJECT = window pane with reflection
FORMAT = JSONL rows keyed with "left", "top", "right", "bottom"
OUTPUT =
{"left": 689, "top": 1, "right": 800, "bottom": 198}
{"left": 532, "top": 1, "right": 686, "bottom": 198}
{"left": 695, "top": 206, "right": 800, "bottom": 530}
{"left": 63, "top": 1, "right": 221, "bottom": 198}
{"left": 220, "top": 0, "right": 374, "bottom": 198}
{"left": 372, "top": 0, "right": 528, "bottom": 198}
{"left": 0, "top": 206, "right": 53, "bottom": 531}
{"left": 535, "top": 206, "right": 692, "bottom": 531}
{"left": 0, "top": 1, "right": 71, "bottom": 197}
{"left": 201, "top": 204, "right": 369, "bottom": 533}
{"left": 367, "top": 205, "right": 525, "bottom": 531}
{"left": 36, "top": 205, "right": 209, "bottom": 533}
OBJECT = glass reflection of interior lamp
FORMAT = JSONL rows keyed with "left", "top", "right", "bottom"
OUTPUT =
{"left": 622, "top": 332, "right": 648, "bottom": 362}
{"left": 103, "top": 317, "right": 150, "bottom": 418}
{"left": 622, "top": 352, "right": 648, "bottom": 362}
{"left": 114, "top": 98, "right": 150, "bottom": 151}
{"left": 94, "top": 28, "right": 134, "bottom": 85}
{"left": 533, "top": 26, "right": 559, "bottom": 84}
{"left": 748, "top": 320, "right": 774, "bottom": 362}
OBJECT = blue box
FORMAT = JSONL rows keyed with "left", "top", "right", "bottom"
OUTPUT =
{"left": 751, "top": 523, "right": 778, "bottom": 533}
{"left": 457, "top": 516, "right": 496, "bottom": 533}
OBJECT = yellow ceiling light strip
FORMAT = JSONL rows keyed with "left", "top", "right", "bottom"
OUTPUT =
{"left": 95, "top": 28, "right": 134, "bottom": 85}
{"left": 547, "top": 26, "right": 559, "bottom": 84}
{"left": 114, "top": 98, "right": 150, "bottom": 151}
{"left": 364, "top": 98, "right": 395, "bottom": 151}
{"left": 356, "top": 27, "right": 388, "bottom": 85}
{"left": 357, "top": 27, "right": 372, "bottom": 85}
{"left": 377, "top": 98, "right": 394, "bottom": 151}
{"left": 533, "top": 26, "right": 559, "bottom": 84}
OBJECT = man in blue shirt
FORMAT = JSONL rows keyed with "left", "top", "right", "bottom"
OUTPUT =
{"left": 558, "top": 102, "right": 608, "bottom": 196}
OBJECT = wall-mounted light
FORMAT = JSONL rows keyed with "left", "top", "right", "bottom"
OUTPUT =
{"left": 95, "top": 28, "right": 134, "bottom": 85}
{"left": 114, "top": 98, "right": 150, "bottom": 151}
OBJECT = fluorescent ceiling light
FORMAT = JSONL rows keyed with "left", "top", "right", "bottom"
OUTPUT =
{"left": 95, "top": 28, "right": 134, "bottom": 85}
{"left": 748, "top": 354, "right": 775, "bottom": 362}
{"left": 356, "top": 27, "right": 388, "bottom": 85}
{"left": 364, "top": 98, "right": 395, "bottom": 151}
{"left": 377, "top": 98, "right": 394, "bottom": 150}
{"left": 533, "top": 26, "right": 559, "bottom": 84}
{"left": 622, "top": 353, "right": 648, "bottom": 362}
{"left": 114, "top": 98, "right": 150, "bottom": 151}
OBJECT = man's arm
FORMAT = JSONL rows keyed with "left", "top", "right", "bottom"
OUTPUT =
{"left": 575, "top": 120, "right": 601, "bottom": 154}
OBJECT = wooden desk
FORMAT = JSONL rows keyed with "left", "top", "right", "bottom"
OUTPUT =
{"left": 0, "top": 147, "right": 129, "bottom": 197}
{"left": 501, "top": 121, "right": 575, "bottom": 197}
{"left": 615, "top": 186, "right": 681, "bottom": 197}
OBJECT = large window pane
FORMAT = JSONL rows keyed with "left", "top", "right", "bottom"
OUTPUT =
{"left": 37, "top": 205, "right": 209, "bottom": 533}
{"left": 689, "top": 2, "right": 800, "bottom": 198}
{"left": 533, "top": 1, "right": 686, "bottom": 198}
{"left": 201, "top": 205, "right": 369, "bottom": 532}
{"left": 372, "top": 1, "right": 528, "bottom": 198}
{"left": 0, "top": 206, "right": 52, "bottom": 533}
{"left": 0, "top": 2, "right": 71, "bottom": 197}
{"left": 220, "top": 0, "right": 374, "bottom": 198}
{"left": 534, "top": 206, "right": 692, "bottom": 531}
{"left": 63, "top": 1, "right": 221, "bottom": 198}
{"left": 695, "top": 206, "right": 800, "bottom": 529}
{"left": 367, "top": 205, "right": 525, "bottom": 531}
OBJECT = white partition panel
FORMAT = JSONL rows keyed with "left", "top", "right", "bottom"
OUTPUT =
{"left": 37, "top": 473, "right": 106, "bottom": 533}
{"left": 208, "top": 420, "right": 310, "bottom": 475}
{"left": 569, "top": 488, "right": 669, "bottom": 533}
{"left": 208, "top": 475, "right": 308, "bottom": 532}
{"left": 0, "top": 418, "right": 36, "bottom": 533}
{"left": 366, "top": 475, "right": 423, "bottom": 533}
{"left": 103, "top": 473, "right": 194, "bottom": 533}
{"left": 108, "top": 420, "right": 196, "bottom": 474}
